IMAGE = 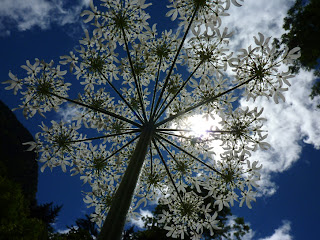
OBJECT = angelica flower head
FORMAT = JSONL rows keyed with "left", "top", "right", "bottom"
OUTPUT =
{"left": 3, "top": 0, "right": 300, "bottom": 239}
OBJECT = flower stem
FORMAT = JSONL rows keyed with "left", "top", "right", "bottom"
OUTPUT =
{"left": 98, "top": 124, "right": 154, "bottom": 240}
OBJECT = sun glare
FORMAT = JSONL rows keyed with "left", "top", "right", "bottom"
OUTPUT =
{"left": 186, "top": 114, "right": 222, "bottom": 138}
{"left": 171, "top": 113, "right": 225, "bottom": 158}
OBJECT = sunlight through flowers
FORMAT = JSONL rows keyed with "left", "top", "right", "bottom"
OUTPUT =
{"left": 3, "top": 0, "right": 300, "bottom": 239}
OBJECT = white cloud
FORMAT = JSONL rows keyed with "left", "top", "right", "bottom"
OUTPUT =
{"left": 58, "top": 105, "right": 82, "bottom": 122}
{"left": 240, "top": 69, "right": 320, "bottom": 195}
{"left": 0, "top": 0, "right": 90, "bottom": 34}
{"left": 258, "top": 221, "right": 292, "bottom": 240}
{"left": 57, "top": 226, "right": 78, "bottom": 234}
{"left": 222, "top": 0, "right": 296, "bottom": 50}
{"left": 217, "top": 0, "right": 320, "bottom": 195}
{"left": 222, "top": 216, "right": 255, "bottom": 240}
{"left": 221, "top": 217, "right": 292, "bottom": 240}
{"left": 130, "top": 209, "right": 153, "bottom": 229}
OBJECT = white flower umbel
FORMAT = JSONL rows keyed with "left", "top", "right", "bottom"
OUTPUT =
{"left": 3, "top": 0, "right": 300, "bottom": 239}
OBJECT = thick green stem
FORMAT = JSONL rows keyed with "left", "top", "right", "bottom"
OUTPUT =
{"left": 98, "top": 124, "right": 154, "bottom": 240}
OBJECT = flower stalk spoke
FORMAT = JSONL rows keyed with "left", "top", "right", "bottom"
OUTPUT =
{"left": 67, "top": 130, "right": 140, "bottom": 143}
{"left": 157, "top": 131, "right": 217, "bottom": 145}
{"left": 150, "top": 57, "right": 163, "bottom": 120}
{"left": 104, "top": 134, "right": 140, "bottom": 162}
{"left": 120, "top": 26, "right": 148, "bottom": 122}
{"left": 98, "top": 69, "right": 144, "bottom": 123}
{"left": 153, "top": 4, "right": 200, "bottom": 118}
{"left": 156, "top": 133, "right": 222, "bottom": 176}
{"left": 49, "top": 91, "right": 141, "bottom": 128}
{"left": 154, "top": 60, "right": 204, "bottom": 122}
{"left": 155, "top": 75, "right": 256, "bottom": 128}
{"left": 152, "top": 139, "right": 184, "bottom": 204}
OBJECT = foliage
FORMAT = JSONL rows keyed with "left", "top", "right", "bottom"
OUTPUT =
{"left": 49, "top": 228, "right": 94, "bottom": 240}
{"left": 275, "top": 0, "right": 320, "bottom": 105}
{"left": 310, "top": 80, "right": 320, "bottom": 108}
{"left": 0, "top": 100, "right": 64, "bottom": 239}
{"left": 30, "top": 202, "right": 63, "bottom": 233}
{"left": 74, "top": 214, "right": 99, "bottom": 238}
{"left": 280, "top": 0, "right": 320, "bottom": 75}
{"left": 0, "top": 174, "right": 47, "bottom": 240}
{"left": 0, "top": 101, "right": 49, "bottom": 239}
{"left": 0, "top": 100, "right": 38, "bottom": 205}
{"left": 230, "top": 217, "right": 250, "bottom": 240}
{"left": 49, "top": 214, "right": 98, "bottom": 240}
{"left": 3, "top": 0, "right": 299, "bottom": 239}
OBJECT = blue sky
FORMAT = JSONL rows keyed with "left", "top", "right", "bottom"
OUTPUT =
{"left": 1, "top": 0, "right": 320, "bottom": 239}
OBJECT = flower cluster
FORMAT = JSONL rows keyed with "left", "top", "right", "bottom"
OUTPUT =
{"left": 218, "top": 106, "right": 270, "bottom": 156}
{"left": 166, "top": 0, "right": 244, "bottom": 31}
{"left": 228, "top": 32, "right": 300, "bottom": 103}
{"left": 3, "top": 0, "right": 300, "bottom": 239}
{"left": 158, "top": 190, "right": 220, "bottom": 239}
{"left": 34, "top": 121, "right": 82, "bottom": 173}
{"left": 81, "top": 0, "right": 152, "bottom": 44}
{"left": 3, "top": 59, "right": 70, "bottom": 118}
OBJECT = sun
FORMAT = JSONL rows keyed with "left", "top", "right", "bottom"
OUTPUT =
{"left": 186, "top": 114, "right": 222, "bottom": 138}
{"left": 172, "top": 113, "right": 225, "bottom": 159}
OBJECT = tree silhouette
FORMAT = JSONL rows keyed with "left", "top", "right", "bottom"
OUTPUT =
{"left": 280, "top": 0, "right": 320, "bottom": 75}
{"left": 275, "top": 0, "right": 320, "bottom": 105}
{"left": 3, "top": 0, "right": 300, "bottom": 239}
{"left": 0, "top": 100, "right": 38, "bottom": 207}
{"left": 0, "top": 100, "right": 65, "bottom": 239}
{"left": 30, "top": 202, "right": 63, "bottom": 233}
{"left": 50, "top": 227, "right": 94, "bottom": 240}
{"left": 48, "top": 214, "right": 98, "bottom": 240}
{"left": 74, "top": 214, "right": 99, "bottom": 238}
{"left": 0, "top": 171, "right": 47, "bottom": 240}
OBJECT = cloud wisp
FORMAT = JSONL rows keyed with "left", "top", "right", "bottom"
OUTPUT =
{"left": 219, "top": 0, "right": 320, "bottom": 195}
{"left": 0, "top": 0, "right": 90, "bottom": 36}
{"left": 224, "top": 219, "right": 292, "bottom": 240}
{"left": 130, "top": 209, "right": 153, "bottom": 229}
{"left": 258, "top": 221, "right": 292, "bottom": 240}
